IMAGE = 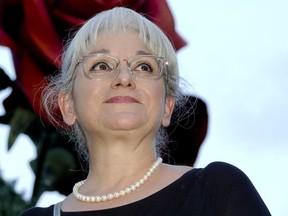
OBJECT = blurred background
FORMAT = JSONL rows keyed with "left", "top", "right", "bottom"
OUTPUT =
{"left": 0, "top": 0, "right": 287, "bottom": 215}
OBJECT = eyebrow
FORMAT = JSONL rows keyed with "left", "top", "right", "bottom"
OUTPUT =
{"left": 135, "top": 50, "right": 153, "bottom": 55}
{"left": 89, "top": 49, "right": 110, "bottom": 55}
{"left": 88, "top": 49, "right": 153, "bottom": 56}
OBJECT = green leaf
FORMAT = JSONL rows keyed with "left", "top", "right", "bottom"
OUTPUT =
{"left": 8, "top": 107, "right": 36, "bottom": 150}
{"left": 43, "top": 148, "right": 76, "bottom": 189}
{"left": 0, "top": 175, "right": 31, "bottom": 215}
{"left": 0, "top": 113, "right": 13, "bottom": 125}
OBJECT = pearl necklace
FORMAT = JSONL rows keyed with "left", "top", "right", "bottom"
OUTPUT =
{"left": 73, "top": 157, "right": 163, "bottom": 203}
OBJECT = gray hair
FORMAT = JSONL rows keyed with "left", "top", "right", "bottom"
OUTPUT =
{"left": 42, "top": 7, "right": 183, "bottom": 161}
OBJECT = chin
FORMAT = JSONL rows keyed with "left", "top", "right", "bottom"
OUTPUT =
{"left": 109, "top": 114, "right": 144, "bottom": 130}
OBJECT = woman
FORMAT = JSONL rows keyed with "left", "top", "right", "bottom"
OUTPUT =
{"left": 20, "top": 7, "right": 270, "bottom": 216}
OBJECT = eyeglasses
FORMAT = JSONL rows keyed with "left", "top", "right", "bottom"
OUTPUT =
{"left": 77, "top": 53, "right": 168, "bottom": 81}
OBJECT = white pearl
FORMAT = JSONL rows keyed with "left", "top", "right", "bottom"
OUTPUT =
{"left": 95, "top": 196, "right": 101, "bottom": 202}
{"left": 125, "top": 187, "right": 131, "bottom": 193}
{"left": 143, "top": 175, "right": 147, "bottom": 180}
{"left": 120, "top": 190, "right": 126, "bottom": 196}
{"left": 140, "top": 178, "right": 145, "bottom": 184}
{"left": 135, "top": 182, "right": 141, "bottom": 188}
{"left": 107, "top": 194, "right": 114, "bottom": 200}
{"left": 101, "top": 195, "right": 107, "bottom": 201}
{"left": 130, "top": 184, "right": 136, "bottom": 191}
{"left": 91, "top": 196, "right": 96, "bottom": 202}
{"left": 114, "top": 192, "right": 120, "bottom": 198}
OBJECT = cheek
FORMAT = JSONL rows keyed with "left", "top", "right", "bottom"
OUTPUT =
{"left": 152, "top": 83, "right": 174, "bottom": 127}
{"left": 156, "top": 82, "right": 167, "bottom": 104}
{"left": 71, "top": 77, "right": 100, "bottom": 117}
{"left": 148, "top": 83, "right": 167, "bottom": 114}
{"left": 72, "top": 73, "right": 102, "bottom": 102}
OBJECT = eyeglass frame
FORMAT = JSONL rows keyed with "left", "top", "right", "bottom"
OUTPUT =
{"left": 76, "top": 53, "right": 169, "bottom": 81}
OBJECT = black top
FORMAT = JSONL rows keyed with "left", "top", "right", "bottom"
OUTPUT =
{"left": 19, "top": 162, "right": 271, "bottom": 216}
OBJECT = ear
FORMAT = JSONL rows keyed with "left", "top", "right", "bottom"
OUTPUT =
{"left": 161, "top": 96, "right": 175, "bottom": 127}
{"left": 58, "top": 92, "right": 76, "bottom": 126}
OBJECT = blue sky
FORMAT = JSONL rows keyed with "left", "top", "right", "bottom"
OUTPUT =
{"left": 0, "top": 1, "right": 288, "bottom": 215}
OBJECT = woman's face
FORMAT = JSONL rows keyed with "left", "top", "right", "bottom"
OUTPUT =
{"left": 59, "top": 31, "right": 174, "bottom": 141}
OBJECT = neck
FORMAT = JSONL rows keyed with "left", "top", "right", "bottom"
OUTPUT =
{"left": 84, "top": 137, "right": 157, "bottom": 186}
{"left": 73, "top": 157, "right": 163, "bottom": 203}
{"left": 79, "top": 154, "right": 160, "bottom": 200}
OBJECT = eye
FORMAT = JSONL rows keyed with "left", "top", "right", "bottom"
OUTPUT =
{"left": 90, "top": 62, "right": 113, "bottom": 72}
{"left": 133, "top": 62, "right": 154, "bottom": 73}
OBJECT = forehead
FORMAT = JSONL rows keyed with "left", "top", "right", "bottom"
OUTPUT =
{"left": 85, "top": 31, "right": 151, "bottom": 56}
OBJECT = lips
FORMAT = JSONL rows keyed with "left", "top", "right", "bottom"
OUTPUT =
{"left": 105, "top": 96, "right": 140, "bottom": 103}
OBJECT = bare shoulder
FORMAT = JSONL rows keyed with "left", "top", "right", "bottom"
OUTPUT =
{"left": 162, "top": 163, "right": 193, "bottom": 174}
{"left": 157, "top": 163, "right": 193, "bottom": 185}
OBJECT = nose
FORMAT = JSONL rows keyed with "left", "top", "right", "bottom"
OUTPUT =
{"left": 111, "top": 61, "right": 136, "bottom": 88}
